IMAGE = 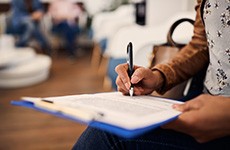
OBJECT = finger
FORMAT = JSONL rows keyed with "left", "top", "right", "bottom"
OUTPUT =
{"left": 115, "top": 64, "right": 130, "bottom": 89}
{"left": 133, "top": 85, "right": 145, "bottom": 96}
{"left": 131, "top": 67, "right": 146, "bottom": 84}
{"left": 116, "top": 77, "right": 129, "bottom": 93}
{"left": 133, "top": 65, "right": 141, "bottom": 70}
{"left": 184, "top": 99, "right": 203, "bottom": 111}
{"left": 172, "top": 103, "right": 185, "bottom": 112}
{"left": 117, "top": 86, "right": 129, "bottom": 95}
{"left": 133, "top": 88, "right": 144, "bottom": 96}
{"left": 173, "top": 98, "right": 203, "bottom": 112}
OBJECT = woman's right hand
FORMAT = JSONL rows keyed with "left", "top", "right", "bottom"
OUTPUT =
{"left": 115, "top": 63, "right": 164, "bottom": 96}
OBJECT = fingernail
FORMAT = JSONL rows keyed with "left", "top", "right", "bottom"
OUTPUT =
{"left": 131, "top": 75, "right": 139, "bottom": 83}
{"left": 172, "top": 104, "right": 180, "bottom": 110}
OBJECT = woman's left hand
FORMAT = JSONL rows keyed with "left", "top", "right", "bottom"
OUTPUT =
{"left": 162, "top": 94, "right": 230, "bottom": 143}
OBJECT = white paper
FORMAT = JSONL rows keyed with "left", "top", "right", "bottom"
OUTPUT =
{"left": 35, "top": 92, "right": 183, "bottom": 130}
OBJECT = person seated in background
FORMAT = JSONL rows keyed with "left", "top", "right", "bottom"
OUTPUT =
{"left": 9, "top": 0, "right": 51, "bottom": 55}
{"left": 48, "top": 0, "right": 84, "bottom": 58}
{"left": 72, "top": 0, "right": 230, "bottom": 149}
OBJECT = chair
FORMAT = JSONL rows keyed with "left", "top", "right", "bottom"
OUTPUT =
{"left": 90, "top": 4, "right": 135, "bottom": 74}
{"left": 103, "top": 0, "right": 196, "bottom": 90}
{"left": 0, "top": 13, "right": 52, "bottom": 88}
{"left": 84, "top": 0, "right": 123, "bottom": 16}
{"left": 0, "top": 36, "right": 52, "bottom": 89}
{"left": 106, "top": 11, "right": 196, "bottom": 66}
{"left": 0, "top": 12, "right": 52, "bottom": 89}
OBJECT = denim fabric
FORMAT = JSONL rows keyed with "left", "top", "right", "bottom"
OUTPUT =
{"left": 13, "top": 17, "right": 49, "bottom": 50}
{"left": 15, "top": 17, "right": 35, "bottom": 47}
{"left": 52, "top": 21, "right": 80, "bottom": 56}
{"left": 72, "top": 127, "right": 230, "bottom": 150}
{"left": 11, "top": 0, "right": 44, "bottom": 27}
{"left": 107, "top": 58, "right": 126, "bottom": 90}
{"left": 99, "top": 38, "right": 108, "bottom": 54}
{"left": 8, "top": 0, "right": 50, "bottom": 54}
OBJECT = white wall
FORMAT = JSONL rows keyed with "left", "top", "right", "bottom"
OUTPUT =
{"left": 0, "top": 0, "right": 83, "bottom": 3}
{"left": 187, "top": 0, "right": 196, "bottom": 11}
{"left": 146, "top": 0, "right": 196, "bottom": 26}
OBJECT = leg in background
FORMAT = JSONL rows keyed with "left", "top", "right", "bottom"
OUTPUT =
{"left": 52, "top": 21, "right": 79, "bottom": 57}
{"left": 33, "top": 22, "right": 51, "bottom": 55}
{"left": 15, "top": 18, "right": 34, "bottom": 47}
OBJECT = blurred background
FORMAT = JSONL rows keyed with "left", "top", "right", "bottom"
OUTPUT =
{"left": 0, "top": 0, "right": 196, "bottom": 149}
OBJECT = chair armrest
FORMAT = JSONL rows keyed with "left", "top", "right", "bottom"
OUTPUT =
{"left": 92, "top": 4, "right": 135, "bottom": 41}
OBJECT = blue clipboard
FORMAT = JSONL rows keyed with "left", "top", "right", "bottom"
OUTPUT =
{"left": 11, "top": 100, "right": 178, "bottom": 138}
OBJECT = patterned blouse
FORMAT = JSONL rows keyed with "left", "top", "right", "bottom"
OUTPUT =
{"left": 203, "top": 0, "right": 230, "bottom": 96}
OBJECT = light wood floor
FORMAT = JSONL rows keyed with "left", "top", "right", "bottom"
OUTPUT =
{"left": 0, "top": 49, "right": 111, "bottom": 150}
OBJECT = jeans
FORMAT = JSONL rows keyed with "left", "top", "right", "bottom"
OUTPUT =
{"left": 72, "top": 127, "right": 230, "bottom": 150}
{"left": 52, "top": 21, "right": 79, "bottom": 56}
{"left": 99, "top": 38, "right": 108, "bottom": 54}
{"left": 107, "top": 58, "right": 126, "bottom": 90}
{"left": 12, "top": 17, "right": 50, "bottom": 52}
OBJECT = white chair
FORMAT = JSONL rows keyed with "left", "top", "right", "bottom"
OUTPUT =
{"left": 92, "top": 4, "right": 135, "bottom": 42}
{"left": 106, "top": 11, "right": 196, "bottom": 64}
{"left": 0, "top": 14, "right": 52, "bottom": 89}
{"left": 0, "top": 47, "right": 36, "bottom": 67}
{"left": 84, "top": 0, "right": 123, "bottom": 17}
{"left": 103, "top": 12, "right": 196, "bottom": 90}
{"left": 105, "top": 0, "right": 196, "bottom": 58}
{"left": 0, "top": 48, "right": 52, "bottom": 89}
{"left": 103, "top": 0, "right": 196, "bottom": 90}
{"left": 0, "top": 34, "right": 15, "bottom": 51}
{"left": 134, "top": 13, "right": 196, "bottom": 67}
{"left": 90, "top": 4, "right": 135, "bottom": 72}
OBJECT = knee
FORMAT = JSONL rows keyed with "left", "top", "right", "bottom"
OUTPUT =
{"left": 21, "top": 20, "right": 36, "bottom": 32}
{"left": 72, "top": 127, "right": 116, "bottom": 150}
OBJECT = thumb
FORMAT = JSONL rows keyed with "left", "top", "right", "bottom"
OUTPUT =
{"left": 173, "top": 98, "right": 203, "bottom": 112}
{"left": 130, "top": 67, "right": 146, "bottom": 84}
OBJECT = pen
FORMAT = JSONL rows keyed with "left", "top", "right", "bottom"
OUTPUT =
{"left": 127, "top": 42, "right": 134, "bottom": 96}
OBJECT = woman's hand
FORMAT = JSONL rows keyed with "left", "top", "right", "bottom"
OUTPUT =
{"left": 163, "top": 94, "right": 230, "bottom": 143}
{"left": 115, "top": 63, "right": 164, "bottom": 96}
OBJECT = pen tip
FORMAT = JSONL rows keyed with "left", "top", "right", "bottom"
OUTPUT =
{"left": 129, "top": 87, "right": 134, "bottom": 97}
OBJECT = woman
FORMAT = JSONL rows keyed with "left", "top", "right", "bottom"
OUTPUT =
{"left": 48, "top": 0, "right": 83, "bottom": 57}
{"left": 9, "top": 0, "right": 51, "bottom": 55}
{"left": 72, "top": 0, "right": 230, "bottom": 149}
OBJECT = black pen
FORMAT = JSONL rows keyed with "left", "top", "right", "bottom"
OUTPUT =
{"left": 127, "top": 42, "right": 134, "bottom": 96}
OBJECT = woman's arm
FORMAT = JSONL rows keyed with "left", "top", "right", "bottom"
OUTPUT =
{"left": 152, "top": 0, "right": 209, "bottom": 94}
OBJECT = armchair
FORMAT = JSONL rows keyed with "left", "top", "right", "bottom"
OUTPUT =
{"left": 105, "top": 11, "right": 196, "bottom": 89}
{"left": 90, "top": 4, "right": 135, "bottom": 72}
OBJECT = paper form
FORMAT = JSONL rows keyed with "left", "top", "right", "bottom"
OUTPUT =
{"left": 38, "top": 92, "right": 183, "bottom": 130}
